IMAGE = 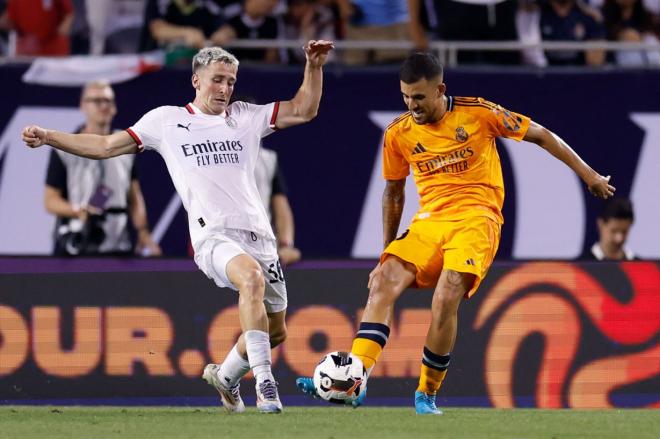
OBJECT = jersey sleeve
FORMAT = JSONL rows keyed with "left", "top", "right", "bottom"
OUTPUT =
{"left": 382, "top": 128, "right": 409, "bottom": 180}
{"left": 127, "top": 107, "right": 164, "bottom": 152}
{"left": 235, "top": 101, "right": 279, "bottom": 138}
{"left": 485, "top": 100, "right": 531, "bottom": 141}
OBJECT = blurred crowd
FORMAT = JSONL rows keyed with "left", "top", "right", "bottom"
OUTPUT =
{"left": 1, "top": 0, "right": 659, "bottom": 67}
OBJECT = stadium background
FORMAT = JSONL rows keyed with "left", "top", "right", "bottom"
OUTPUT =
{"left": 1, "top": 65, "right": 660, "bottom": 259}
{"left": 0, "top": 64, "right": 659, "bottom": 409}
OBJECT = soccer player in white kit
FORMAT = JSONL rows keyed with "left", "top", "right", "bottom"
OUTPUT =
{"left": 22, "top": 40, "right": 335, "bottom": 414}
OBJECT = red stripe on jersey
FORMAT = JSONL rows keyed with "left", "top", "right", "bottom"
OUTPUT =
{"left": 125, "top": 128, "right": 143, "bottom": 151}
{"left": 270, "top": 101, "right": 280, "bottom": 129}
{"left": 185, "top": 104, "right": 195, "bottom": 114}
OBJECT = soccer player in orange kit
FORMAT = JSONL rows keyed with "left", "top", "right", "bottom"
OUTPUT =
{"left": 298, "top": 52, "right": 615, "bottom": 414}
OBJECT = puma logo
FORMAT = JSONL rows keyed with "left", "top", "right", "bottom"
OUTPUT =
{"left": 177, "top": 123, "right": 191, "bottom": 131}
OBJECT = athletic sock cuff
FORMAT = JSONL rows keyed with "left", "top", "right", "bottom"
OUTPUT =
{"left": 422, "top": 347, "right": 450, "bottom": 371}
{"left": 356, "top": 322, "right": 390, "bottom": 347}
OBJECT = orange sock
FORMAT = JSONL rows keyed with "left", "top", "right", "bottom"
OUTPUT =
{"left": 416, "top": 348, "right": 450, "bottom": 395}
{"left": 416, "top": 364, "right": 447, "bottom": 395}
{"left": 351, "top": 322, "right": 390, "bottom": 372}
{"left": 351, "top": 338, "right": 382, "bottom": 370}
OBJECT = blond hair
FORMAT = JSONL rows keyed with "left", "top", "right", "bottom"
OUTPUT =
{"left": 192, "top": 47, "right": 239, "bottom": 72}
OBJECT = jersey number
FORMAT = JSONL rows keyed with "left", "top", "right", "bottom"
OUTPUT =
{"left": 268, "top": 261, "right": 284, "bottom": 284}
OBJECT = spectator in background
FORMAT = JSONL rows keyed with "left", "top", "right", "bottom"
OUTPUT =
{"left": 69, "top": 0, "right": 90, "bottom": 54}
{"left": 141, "top": 0, "right": 225, "bottom": 52}
{"left": 408, "top": 0, "right": 520, "bottom": 64}
{"left": 405, "top": 0, "right": 433, "bottom": 51}
{"left": 540, "top": 0, "right": 607, "bottom": 66}
{"left": 45, "top": 81, "right": 161, "bottom": 257}
{"left": 255, "top": 148, "right": 302, "bottom": 265}
{"left": 213, "top": 0, "right": 281, "bottom": 63}
{"left": 603, "top": 0, "right": 660, "bottom": 65}
{"left": 318, "top": 0, "right": 346, "bottom": 39}
{"left": 339, "top": 0, "right": 411, "bottom": 65}
{"left": 581, "top": 197, "right": 637, "bottom": 260}
{"left": 0, "top": 0, "right": 74, "bottom": 56}
{"left": 84, "top": 0, "right": 147, "bottom": 54}
{"left": 517, "top": 0, "right": 549, "bottom": 67}
{"left": 283, "top": 0, "right": 336, "bottom": 64}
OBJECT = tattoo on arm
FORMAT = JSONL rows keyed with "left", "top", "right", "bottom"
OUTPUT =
{"left": 382, "top": 179, "right": 405, "bottom": 248}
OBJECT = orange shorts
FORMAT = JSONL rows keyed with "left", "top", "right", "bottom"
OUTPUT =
{"left": 381, "top": 216, "right": 501, "bottom": 298}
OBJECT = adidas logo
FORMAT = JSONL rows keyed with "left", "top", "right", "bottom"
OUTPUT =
{"left": 412, "top": 142, "right": 427, "bottom": 155}
{"left": 465, "top": 258, "right": 476, "bottom": 266}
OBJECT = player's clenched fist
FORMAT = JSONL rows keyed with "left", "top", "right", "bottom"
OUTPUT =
{"left": 22, "top": 125, "right": 49, "bottom": 148}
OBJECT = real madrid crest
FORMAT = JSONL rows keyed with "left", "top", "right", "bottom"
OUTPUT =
{"left": 225, "top": 116, "right": 237, "bottom": 128}
{"left": 455, "top": 126, "right": 468, "bottom": 142}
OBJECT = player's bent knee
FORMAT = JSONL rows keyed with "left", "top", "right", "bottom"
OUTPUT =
{"left": 237, "top": 275, "right": 266, "bottom": 308}
{"left": 235, "top": 268, "right": 266, "bottom": 293}
{"left": 379, "top": 260, "right": 404, "bottom": 286}
{"left": 370, "top": 267, "right": 408, "bottom": 305}
{"left": 372, "top": 265, "right": 404, "bottom": 294}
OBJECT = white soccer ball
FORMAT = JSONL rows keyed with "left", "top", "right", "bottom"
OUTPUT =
{"left": 313, "top": 351, "right": 367, "bottom": 404}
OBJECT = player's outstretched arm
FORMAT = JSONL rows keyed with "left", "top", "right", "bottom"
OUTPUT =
{"left": 523, "top": 121, "right": 615, "bottom": 200}
{"left": 22, "top": 126, "right": 139, "bottom": 159}
{"left": 275, "top": 40, "right": 334, "bottom": 129}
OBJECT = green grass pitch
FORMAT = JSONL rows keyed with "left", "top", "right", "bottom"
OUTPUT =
{"left": 0, "top": 406, "right": 657, "bottom": 439}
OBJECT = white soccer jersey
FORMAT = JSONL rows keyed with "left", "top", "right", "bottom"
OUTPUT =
{"left": 127, "top": 101, "right": 279, "bottom": 251}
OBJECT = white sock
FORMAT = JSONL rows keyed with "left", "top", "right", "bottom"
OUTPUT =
{"left": 244, "top": 330, "right": 274, "bottom": 384}
{"left": 218, "top": 344, "right": 250, "bottom": 387}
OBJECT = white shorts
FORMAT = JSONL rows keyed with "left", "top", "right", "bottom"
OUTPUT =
{"left": 194, "top": 229, "right": 287, "bottom": 313}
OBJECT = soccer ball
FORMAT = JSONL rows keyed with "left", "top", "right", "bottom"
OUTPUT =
{"left": 313, "top": 351, "right": 367, "bottom": 404}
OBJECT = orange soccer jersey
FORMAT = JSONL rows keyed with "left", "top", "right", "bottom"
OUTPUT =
{"left": 383, "top": 96, "right": 531, "bottom": 224}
